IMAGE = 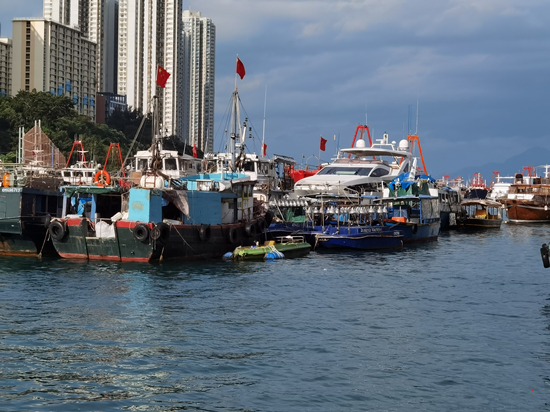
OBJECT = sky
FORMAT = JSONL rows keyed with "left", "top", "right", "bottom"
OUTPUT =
{"left": 1, "top": 0, "right": 549, "bottom": 178}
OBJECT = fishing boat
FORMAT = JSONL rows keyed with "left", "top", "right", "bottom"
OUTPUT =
{"left": 437, "top": 185, "right": 463, "bottom": 230}
{"left": 501, "top": 166, "right": 550, "bottom": 223}
{"left": 314, "top": 224, "right": 403, "bottom": 250}
{"left": 464, "top": 172, "right": 488, "bottom": 199}
{"left": 459, "top": 199, "right": 503, "bottom": 229}
{"left": 224, "top": 235, "right": 311, "bottom": 260}
{"left": 204, "top": 88, "right": 297, "bottom": 203}
{"left": 0, "top": 125, "right": 65, "bottom": 257}
{"left": 375, "top": 168, "right": 441, "bottom": 244}
{"left": 49, "top": 92, "right": 269, "bottom": 262}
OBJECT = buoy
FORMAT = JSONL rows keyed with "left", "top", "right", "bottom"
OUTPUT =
{"left": 94, "top": 170, "right": 111, "bottom": 186}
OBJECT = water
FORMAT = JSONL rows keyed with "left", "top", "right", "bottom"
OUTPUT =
{"left": 1, "top": 224, "right": 550, "bottom": 411}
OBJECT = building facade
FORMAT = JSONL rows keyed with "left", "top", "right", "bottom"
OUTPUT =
{"left": 117, "top": 0, "right": 182, "bottom": 138}
{"left": 180, "top": 10, "right": 215, "bottom": 153}
{"left": 11, "top": 18, "right": 97, "bottom": 119}
{"left": 0, "top": 38, "right": 11, "bottom": 97}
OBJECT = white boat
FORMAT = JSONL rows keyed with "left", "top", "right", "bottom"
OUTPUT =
{"left": 291, "top": 128, "right": 413, "bottom": 199}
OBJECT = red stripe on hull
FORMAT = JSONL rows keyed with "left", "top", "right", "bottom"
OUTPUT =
{"left": 88, "top": 255, "right": 121, "bottom": 261}
{"left": 58, "top": 252, "right": 89, "bottom": 259}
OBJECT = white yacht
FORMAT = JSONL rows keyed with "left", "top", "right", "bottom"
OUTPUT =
{"left": 291, "top": 131, "right": 413, "bottom": 199}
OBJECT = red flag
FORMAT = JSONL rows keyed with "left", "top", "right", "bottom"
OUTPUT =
{"left": 156, "top": 65, "right": 170, "bottom": 88}
{"left": 262, "top": 143, "right": 267, "bottom": 157}
{"left": 192, "top": 143, "right": 198, "bottom": 158}
{"left": 236, "top": 57, "right": 246, "bottom": 80}
{"left": 320, "top": 136, "right": 327, "bottom": 151}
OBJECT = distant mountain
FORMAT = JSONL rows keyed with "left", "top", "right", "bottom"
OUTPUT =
{"left": 447, "top": 147, "right": 550, "bottom": 184}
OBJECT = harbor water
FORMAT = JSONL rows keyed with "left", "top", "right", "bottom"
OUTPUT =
{"left": 1, "top": 223, "right": 550, "bottom": 411}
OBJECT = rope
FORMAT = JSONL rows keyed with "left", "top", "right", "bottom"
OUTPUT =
{"left": 172, "top": 225, "right": 208, "bottom": 261}
{"left": 38, "top": 227, "right": 50, "bottom": 259}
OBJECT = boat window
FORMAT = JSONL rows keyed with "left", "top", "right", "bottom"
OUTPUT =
{"left": 164, "top": 158, "right": 177, "bottom": 170}
{"left": 243, "top": 161, "right": 255, "bottom": 172}
{"left": 369, "top": 168, "right": 389, "bottom": 177}
{"left": 317, "top": 167, "right": 373, "bottom": 176}
{"left": 137, "top": 159, "right": 148, "bottom": 171}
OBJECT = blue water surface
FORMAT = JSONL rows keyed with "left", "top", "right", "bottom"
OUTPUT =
{"left": 1, "top": 223, "right": 549, "bottom": 411}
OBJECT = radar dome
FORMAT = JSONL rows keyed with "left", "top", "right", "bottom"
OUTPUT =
{"left": 398, "top": 139, "right": 409, "bottom": 151}
{"left": 355, "top": 139, "right": 366, "bottom": 148}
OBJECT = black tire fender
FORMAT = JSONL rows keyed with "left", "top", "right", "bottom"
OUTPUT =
{"left": 133, "top": 223, "right": 150, "bottom": 242}
{"left": 198, "top": 224, "right": 211, "bottom": 241}
{"left": 151, "top": 222, "right": 170, "bottom": 242}
{"left": 411, "top": 224, "right": 418, "bottom": 234}
{"left": 49, "top": 220, "right": 66, "bottom": 241}
{"left": 245, "top": 221, "right": 257, "bottom": 237}
{"left": 228, "top": 226, "right": 238, "bottom": 244}
{"left": 264, "top": 211, "right": 274, "bottom": 227}
{"left": 257, "top": 217, "right": 267, "bottom": 234}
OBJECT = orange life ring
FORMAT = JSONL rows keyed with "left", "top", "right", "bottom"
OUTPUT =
{"left": 94, "top": 170, "right": 111, "bottom": 186}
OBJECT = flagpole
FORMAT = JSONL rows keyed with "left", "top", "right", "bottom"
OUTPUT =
{"left": 318, "top": 136, "right": 321, "bottom": 167}
{"left": 262, "top": 85, "right": 267, "bottom": 158}
{"left": 235, "top": 55, "right": 238, "bottom": 90}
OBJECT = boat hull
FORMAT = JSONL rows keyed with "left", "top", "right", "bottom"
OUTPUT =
{"left": 316, "top": 226, "right": 403, "bottom": 250}
{"left": 229, "top": 242, "right": 311, "bottom": 260}
{"left": 461, "top": 218, "right": 502, "bottom": 229}
{"left": 51, "top": 218, "right": 256, "bottom": 262}
{"left": 505, "top": 203, "right": 550, "bottom": 223}
{"left": 385, "top": 221, "right": 440, "bottom": 244}
{"left": 0, "top": 187, "right": 62, "bottom": 257}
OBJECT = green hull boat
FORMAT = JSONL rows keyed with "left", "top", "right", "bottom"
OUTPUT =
{"left": 225, "top": 236, "right": 311, "bottom": 260}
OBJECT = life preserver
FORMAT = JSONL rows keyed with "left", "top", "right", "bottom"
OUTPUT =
{"left": 49, "top": 220, "right": 66, "bottom": 241}
{"left": 257, "top": 217, "right": 267, "bottom": 234}
{"left": 411, "top": 224, "right": 418, "bottom": 234}
{"left": 245, "top": 221, "right": 257, "bottom": 237}
{"left": 2, "top": 173, "right": 10, "bottom": 187}
{"left": 94, "top": 170, "right": 111, "bottom": 186}
{"left": 228, "top": 226, "right": 238, "bottom": 244}
{"left": 151, "top": 222, "right": 171, "bottom": 242}
{"left": 198, "top": 224, "right": 211, "bottom": 241}
{"left": 133, "top": 223, "right": 149, "bottom": 242}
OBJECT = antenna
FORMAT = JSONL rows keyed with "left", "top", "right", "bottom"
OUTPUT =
{"left": 415, "top": 101, "right": 419, "bottom": 134}
{"left": 365, "top": 102, "right": 368, "bottom": 125}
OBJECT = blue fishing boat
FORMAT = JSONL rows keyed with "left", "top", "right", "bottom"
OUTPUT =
{"left": 377, "top": 171, "right": 441, "bottom": 244}
{"left": 314, "top": 224, "right": 403, "bottom": 250}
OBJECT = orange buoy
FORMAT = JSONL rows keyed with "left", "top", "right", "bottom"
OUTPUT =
{"left": 2, "top": 173, "right": 10, "bottom": 187}
{"left": 94, "top": 170, "right": 111, "bottom": 186}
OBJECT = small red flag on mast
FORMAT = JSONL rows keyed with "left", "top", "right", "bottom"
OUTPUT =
{"left": 320, "top": 136, "right": 327, "bottom": 151}
{"left": 236, "top": 57, "right": 246, "bottom": 80}
{"left": 192, "top": 143, "right": 198, "bottom": 158}
{"left": 262, "top": 143, "right": 267, "bottom": 157}
{"left": 156, "top": 65, "right": 171, "bottom": 88}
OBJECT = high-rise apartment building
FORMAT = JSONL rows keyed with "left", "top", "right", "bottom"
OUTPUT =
{"left": 0, "top": 38, "right": 12, "bottom": 97}
{"left": 43, "top": 0, "right": 79, "bottom": 27}
{"left": 11, "top": 18, "right": 97, "bottom": 119}
{"left": 180, "top": 10, "right": 215, "bottom": 153}
{"left": 117, "top": 0, "right": 182, "bottom": 137}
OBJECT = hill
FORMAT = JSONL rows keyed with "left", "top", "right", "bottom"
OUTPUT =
{"left": 446, "top": 147, "right": 550, "bottom": 183}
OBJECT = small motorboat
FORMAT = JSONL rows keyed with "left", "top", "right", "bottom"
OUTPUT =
{"left": 224, "top": 236, "right": 311, "bottom": 260}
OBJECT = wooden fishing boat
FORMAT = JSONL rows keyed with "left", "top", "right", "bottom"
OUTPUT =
{"left": 224, "top": 236, "right": 311, "bottom": 260}
{"left": 459, "top": 199, "right": 503, "bottom": 229}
